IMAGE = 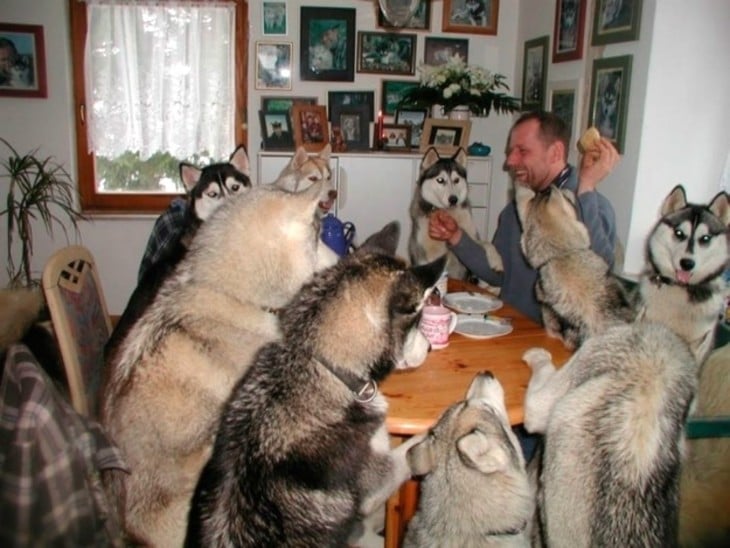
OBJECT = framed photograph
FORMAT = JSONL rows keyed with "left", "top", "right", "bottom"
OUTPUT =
{"left": 377, "top": 1, "right": 431, "bottom": 31}
{"left": 395, "top": 108, "right": 428, "bottom": 148}
{"left": 262, "top": 1, "right": 287, "bottom": 35}
{"left": 442, "top": 0, "right": 499, "bottom": 36}
{"left": 424, "top": 37, "right": 469, "bottom": 65}
{"left": 255, "top": 42, "right": 292, "bottom": 90}
{"left": 330, "top": 103, "right": 371, "bottom": 151}
{"left": 521, "top": 36, "right": 549, "bottom": 111}
{"left": 328, "top": 91, "right": 375, "bottom": 122}
{"left": 300, "top": 7, "right": 355, "bottom": 82}
{"left": 259, "top": 110, "right": 294, "bottom": 151}
{"left": 592, "top": 0, "right": 642, "bottom": 45}
{"left": 547, "top": 79, "right": 583, "bottom": 159}
{"left": 292, "top": 104, "right": 329, "bottom": 152}
{"left": 357, "top": 31, "right": 416, "bottom": 76}
{"left": 261, "top": 96, "right": 317, "bottom": 113}
{"left": 588, "top": 55, "right": 632, "bottom": 153}
{"left": 0, "top": 23, "right": 47, "bottom": 98}
{"left": 419, "top": 119, "right": 471, "bottom": 155}
{"left": 382, "top": 124, "right": 411, "bottom": 151}
{"left": 552, "top": 0, "right": 586, "bottom": 63}
{"left": 381, "top": 79, "right": 420, "bottom": 116}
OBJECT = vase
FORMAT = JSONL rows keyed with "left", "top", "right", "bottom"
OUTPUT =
{"left": 448, "top": 105, "right": 471, "bottom": 121}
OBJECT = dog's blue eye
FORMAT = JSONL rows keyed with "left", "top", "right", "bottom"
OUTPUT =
{"left": 673, "top": 228, "right": 686, "bottom": 241}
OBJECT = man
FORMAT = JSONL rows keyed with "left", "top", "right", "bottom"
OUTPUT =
{"left": 0, "top": 37, "right": 19, "bottom": 86}
{"left": 268, "top": 121, "right": 292, "bottom": 147}
{"left": 429, "top": 111, "right": 620, "bottom": 323}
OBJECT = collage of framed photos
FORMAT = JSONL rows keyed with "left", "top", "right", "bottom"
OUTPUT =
{"left": 257, "top": 1, "right": 488, "bottom": 153}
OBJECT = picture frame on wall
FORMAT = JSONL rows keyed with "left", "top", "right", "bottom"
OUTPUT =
{"left": 330, "top": 103, "right": 371, "bottom": 151}
{"left": 300, "top": 7, "right": 356, "bottom": 82}
{"left": 0, "top": 23, "right": 47, "bottom": 98}
{"left": 291, "top": 104, "right": 330, "bottom": 152}
{"left": 547, "top": 78, "right": 583, "bottom": 162}
{"left": 382, "top": 124, "right": 411, "bottom": 151}
{"left": 262, "top": 1, "right": 287, "bottom": 35}
{"left": 255, "top": 42, "right": 293, "bottom": 90}
{"left": 381, "top": 80, "right": 420, "bottom": 116}
{"left": 424, "top": 37, "right": 469, "bottom": 65}
{"left": 327, "top": 91, "right": 375, "bottom": 122}
{"left": 377, "top": 1, "right": 431, "bottom": 31}
{"left": 261, "top": 96, "right": 317, "bottom": 113}
{"left": 442, "top": 0, "right": 499, "bottom": 36}
{"left": 588, "top": 55, "right": 632, "bottom": 153}
{"left": 395, "top": 107, "right": 428, "bottom": 148}
{"left": 552, "top": 0, "right": 586, "bottom": 63}
{"left": 591, "top": 0, "right": 642, "bottom": 45}
{"left": 357, "top": 32, "right": 416, "bottom": 76}
{"left": 521, "top": 36, "right": 549, "bottom": 111}
{"left": 419, "top": 119, "right": 471, "bottom": 155}
{"left": 259, "top": 110, "right": 294, "bottom": 151}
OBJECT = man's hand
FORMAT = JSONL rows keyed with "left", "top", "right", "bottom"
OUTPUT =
{"left": 428, "top": 209, "right": 462, "bottom": 246}
{"left": 577, "top": 138, "right": 620, "bottom": 194}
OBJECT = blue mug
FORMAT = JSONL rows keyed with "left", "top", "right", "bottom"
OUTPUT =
{"left": 321, "top": 213, "right": 355, "bottom": 257}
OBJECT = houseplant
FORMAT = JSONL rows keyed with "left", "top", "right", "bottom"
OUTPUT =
{"left": 399, "top": 54, "right": 521, "bottom": 117}
{"left": 1, "top": 138, "right": 86, "bottom": 287}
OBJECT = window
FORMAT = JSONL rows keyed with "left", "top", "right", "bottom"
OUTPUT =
{"left": 69, "top": 0, "right": 248, "bottom": 213}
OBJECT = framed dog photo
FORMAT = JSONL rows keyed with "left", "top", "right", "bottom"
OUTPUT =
{"left": 357, "top": 31, "right": 416, "bottom": 76}
{"left": 591, "top": 0, "right": 642, "bottom": 45}
{"left": 330, "top": 103, "right": 370, "bottom": 151}
{"left": 381, "top": 80, "right": 420, "bottom": 116}
{"left": 261, "top": 96, "right": 317, "bottom": 114}
{"left": 552, "top": 0, "right": 586, "bottom": 63}
{"left": 424, "top": 37, "right": 469, "bottom": 65}
{"left": 300, "top": 7, "right": 355, "bottom": 82}
{"left": 262, "top": 1, "right": 287, "bottom": 35}
{"left": 395, "top": 107, "right": 428, "bottom": 148}
{"left": 547, "top": 79, "right": 582, "bottom": 163}
{"left": 419, "top": 119, "right": 471, "bottom": 155}
{"left": 521, "top": 35, "right": 549, "bottom": 111}
{"left": 328, "top": 90, "right": 375, "bottom": 122}
{"left": 442, "top": 0, "right": 499, "bottom": 36}
{"left": 382, "top": 124, "right": 411, "bottom": 151}
{"left": 0, "top": 23, "right": 47, "bottom": 98}
{"left": 588, "top": 55, "right": 632, "bottom": 153}
{"left": 259, "top": 110, "right": 294, "bottom": 151}
{"left": 377, "top": 0, "right": 431, "bottom": 31}
{"left": 255, "top": 42, "right": 292, "bottom": 91}
{"left": 291, "top": 104, "right": 330, "bottom": 153}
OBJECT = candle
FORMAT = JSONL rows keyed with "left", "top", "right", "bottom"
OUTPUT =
{"left": 377, "top": 110, "right": 384, "bottom": 148}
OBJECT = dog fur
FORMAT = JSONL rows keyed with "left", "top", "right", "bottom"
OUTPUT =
{"left": 99, "top": 183, "right": 339, "bottom": 546}
{"left": 269, "top": 144, "right": 337, "bottom": 214}
{"left": 404, "top": 371, "right": 533, "bottom": 548}
{"left": 409, "top": 147, "right": 502, "bottom": 280}
{"left": 184, "top": 224, "right": 444, "bottom": 546}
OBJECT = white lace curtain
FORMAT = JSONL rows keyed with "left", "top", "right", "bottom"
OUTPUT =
{"left": 84, "top": 0, "right": 235, "bottom": 160}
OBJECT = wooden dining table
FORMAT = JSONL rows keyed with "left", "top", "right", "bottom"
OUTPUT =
{"left": 379, "top": 279, "right": 573, "bottom": 548}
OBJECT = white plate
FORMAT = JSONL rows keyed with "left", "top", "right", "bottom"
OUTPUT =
{"left": 443, "top": 291, "right": 503, "bottom": 314}
{"left": 454, "top": 315, "right": 513, "bottom": 340}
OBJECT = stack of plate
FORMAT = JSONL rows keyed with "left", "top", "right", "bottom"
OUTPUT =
{"left": 442, "top": 291, "right": 513, "bottom": 339}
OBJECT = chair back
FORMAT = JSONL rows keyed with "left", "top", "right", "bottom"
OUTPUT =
{"left": 41, "top": 245, "right": 111, "bottom": 417}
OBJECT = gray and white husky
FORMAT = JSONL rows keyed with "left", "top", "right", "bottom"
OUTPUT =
{"left": 100, "top": 183, "right": 339, "bottom": 546}
{"left": 404, "top": 371, "right": 533, "bottom": 548}
{"left": 185, "top": 223, "right": 444, "bottom": 547}
{"left": 409, "top": 147, "right": 502, "bottom": 279}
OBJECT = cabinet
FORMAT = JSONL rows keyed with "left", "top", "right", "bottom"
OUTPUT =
{"left": 257, "top": 152, "right": 493, "bottom": 259}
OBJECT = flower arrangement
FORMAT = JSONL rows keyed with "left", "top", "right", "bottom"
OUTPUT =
{"left": 399, "top": 55, "right": 521, "bottom": 117}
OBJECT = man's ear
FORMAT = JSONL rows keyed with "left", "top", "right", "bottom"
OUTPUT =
{"left": 549, "top": 139, "right": 566, "bottom": 166}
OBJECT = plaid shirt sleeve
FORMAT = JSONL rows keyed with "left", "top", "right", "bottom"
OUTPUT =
{"left": 138, "top": 197, "right": 189, "bottom": 282}
{"left": 0, "top": 344, "right": 128, "bottom": 546}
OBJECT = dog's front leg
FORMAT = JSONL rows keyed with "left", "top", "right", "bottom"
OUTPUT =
{"left": 522, "top": 348, "right": 568, "bottom": 434}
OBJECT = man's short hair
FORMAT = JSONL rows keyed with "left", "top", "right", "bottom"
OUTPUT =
{"left": 513, "top": 111, "right": 571, "bottom": 161}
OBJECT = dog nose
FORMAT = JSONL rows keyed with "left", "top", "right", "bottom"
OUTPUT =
{"left": 448, "top": 195, "right": 458, "bottom": 206}
{"left": 679, "top": 258, "right": 695, "bottom": 271}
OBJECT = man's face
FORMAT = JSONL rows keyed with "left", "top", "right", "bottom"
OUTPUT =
{"left": 0, "top": 46, "right": 15, "bottom": 74}
{"left": 504, "top": 119, "right": 558, "bottom": 191}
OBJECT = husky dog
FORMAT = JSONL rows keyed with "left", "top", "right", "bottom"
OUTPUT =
{"left": 100, "top": 184, "right": 338, "bottom": 546}
{"left": 409, "top": 147, "right": 502, "bottom": 279}
{"left": 515, "top": 183, "right": 635, "bottom": 349}
{"left": 637, "top": 185, "right": 730, "bottom": 363}
{"left": 596, "top": 74, "right": 621, "bottom": 139}
{"left": 404, "top": 371, "right": 533, "bottom": 548}
{"left": 270, "top": 144, "right": 337, "bottom": 214}
{"left": 185, "top": 224, "right": 444, "bottom": 546}
{"left": 453, "top": 0, "right": 487, "bottom": 26}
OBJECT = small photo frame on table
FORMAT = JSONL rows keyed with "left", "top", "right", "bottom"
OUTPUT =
{"left": 300, "top": 7, "right": 356, "bottom": 82}
{"left": 591, "top": 0, "right": 642, "bottom": 45}
{"left": 259, "top": 110, "right": 294, "bottom": 151}
{"left": 255, "top": 42, "right": 292, "bottom": 90}
{"left": 261, "top": 96, "right": 317, "bottom": 113}
{"left": 381, "top": 80, "right": 420, "bottom": 116}
{"left": 521, "top": 35, "right": 549, "bottom": 111}
{"left": 291, "top": 104, "right": 329, "bottom": 152}
{"left": 424, "top": 37, "right": 469, "bottom": 65}
{"left": 0, "top": 23, "right": 47, "bottom": 98}
{"left": 395, "top": 108, "right": 428, "bottom": 148}
{"left": 382, "top": 124, "right": 411, "bottom": 151}
{"left": 357, "top": 32, "right": 416, "bottom": 76}
{"left": 330, "top": 103, "right": 371, "bottom": 151}
{"left": 552, "top": 0, "right": 586, "bottom": 63}
{"left": 262, "top": 1, "right": 287, "bottom": 35}
{"left": 587, "top": 55, "right": 632, "bottom": 153}
{"left": 419, "top": 119, "right": 471, "bottom": 155}
{"left": 328, "top": 90, "right": 375, "bottom": 122}
{"left": 442, "top": 0, "right": 499, "bottom": 35}
{"left": 377, "top": 1, "right": 431, "bottom": 31}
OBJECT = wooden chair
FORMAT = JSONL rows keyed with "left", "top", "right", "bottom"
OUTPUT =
{"left": 41, "top": 245, "right": 112, "bottom": 417}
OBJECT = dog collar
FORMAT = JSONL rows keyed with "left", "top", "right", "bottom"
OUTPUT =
{"left": 649, "top": 272, "right": 676, "bottom": 287}
{"left": 314, "top": 355, "right": 378, "bottom": 403}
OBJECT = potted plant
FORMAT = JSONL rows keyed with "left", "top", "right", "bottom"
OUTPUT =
{"left": 1, "top": 138, "right": 86, "bottom": 287}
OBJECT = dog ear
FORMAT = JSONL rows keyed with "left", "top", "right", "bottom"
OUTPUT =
{"left": 452, "top": 147, "right": 468, "bottom": 169}
{"left": 358, "top": 221, "right": 400, "bottom": 256}
{"left": 289, "top": 147, "right": 310, "bottom": 170}
{"left": 708, "top": 191, "right": 730, "bottom": 226}
{"left": 661, "top": 185, "right": 687, "bottom": 216}
{"left": 179, "top": 163, "right": 202, "bottom": 192}
{"left": 411, "top": 256, "right": 447, "bottom": 293}
{"left": 229, "top": 145, "right": 250, "bottom": 176}
{"left": 318, "top": 143, "right": 332, "bottom": 160}
{"left": 407, "top": 437, "right": 435, "bottom": 476}
{"left": 457, "top": 430, "right": 509, "bottom": 474}
{"left": 514, "top": 183, "right": 535, "bottom": 226}
{"left": 420, "top": 147, "right": 440, "bottom": 172}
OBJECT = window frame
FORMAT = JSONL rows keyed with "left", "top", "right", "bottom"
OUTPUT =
{"left": 68, "top": 0, "right": 248, "bottom": 213}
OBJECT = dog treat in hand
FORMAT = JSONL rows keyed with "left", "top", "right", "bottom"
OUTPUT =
{"left": 577, "top": 126, "right": 601, "bottom": 154}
